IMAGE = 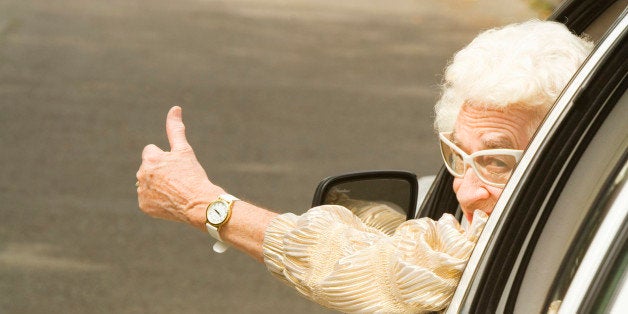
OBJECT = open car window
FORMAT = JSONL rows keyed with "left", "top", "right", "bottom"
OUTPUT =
{"left": 447, "top": 3, "right": 627, "bottom": 312}
{"left": 416, "top": 0, "right": 627, "bottom": 224}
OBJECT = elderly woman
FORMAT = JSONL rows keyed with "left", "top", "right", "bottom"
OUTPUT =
{"left": 136, "top": 20, "right": 592, "bottom": 312}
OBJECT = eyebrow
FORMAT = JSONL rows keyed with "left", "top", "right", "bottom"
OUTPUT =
{"left": 451, "top": 131, "right": 515, "bottom": 151}
{"left": 483, "top": 137, "right": 515, "bottom": 149}
{"left": 451, "top": 131, "right": 470, "bottom": 152}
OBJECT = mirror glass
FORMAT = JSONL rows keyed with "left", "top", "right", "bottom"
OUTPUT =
{"left": 312, "top": 171, "right": 418, "bottom": 223}
{"left": 323, "top": 178, "right": 413, "bottom": 216}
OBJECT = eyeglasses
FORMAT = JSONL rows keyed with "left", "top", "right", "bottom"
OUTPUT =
{"left": 439, "top": 132, "right": 524, "bottom": 188}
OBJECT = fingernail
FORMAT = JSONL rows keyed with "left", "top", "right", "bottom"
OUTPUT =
{"left": 172, "top": 106, "right": 182, "bottom": 118}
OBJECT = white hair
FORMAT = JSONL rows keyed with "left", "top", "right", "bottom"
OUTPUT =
{"left": 434, "top": 20, "right": 594, "bottom": 133}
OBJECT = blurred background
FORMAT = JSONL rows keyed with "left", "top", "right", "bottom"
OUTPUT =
{"left": 0, "top": 0, "right": 545, "bottom": 313}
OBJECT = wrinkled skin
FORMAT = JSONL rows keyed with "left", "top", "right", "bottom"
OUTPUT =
{"left": 452, "top": 103, "right": 538, "bottom": 221}
{"left": 136, "top": 106, "right": 225, "bottom": 230}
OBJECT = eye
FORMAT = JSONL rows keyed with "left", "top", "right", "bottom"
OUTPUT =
{"left": 475, "top": 155, "right": 516, "bottom": 174}
{"left": 488, "top": 157, "right": 509, "bottom": 168}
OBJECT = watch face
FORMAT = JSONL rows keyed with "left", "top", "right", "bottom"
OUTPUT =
{"left": 206, "top": 201, "right": 229, "bottom": 225}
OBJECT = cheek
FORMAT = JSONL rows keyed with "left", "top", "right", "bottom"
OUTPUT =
{"left": 486, "top": 186, "right": 504, "bottom": 200}
{"left": 452, "top": 178, "right": 462, "bottom": 194}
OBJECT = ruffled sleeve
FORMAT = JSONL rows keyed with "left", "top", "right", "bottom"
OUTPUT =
{"left": 263, "top": 206, "right": 487, "bottom": 313}
{"left": 324, "top": 193, "right": 407, "bottom": 235}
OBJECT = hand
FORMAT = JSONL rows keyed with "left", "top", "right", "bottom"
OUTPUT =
{"left": 136, "top": 106, "right": 225, "bottom": 229}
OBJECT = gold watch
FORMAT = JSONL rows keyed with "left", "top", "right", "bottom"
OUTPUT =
{"left": 205, "top": 194, "right": 239, "bottom": 253}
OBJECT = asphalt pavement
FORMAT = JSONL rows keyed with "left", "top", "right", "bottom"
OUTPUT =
{"left": 0, "top": 0, "right": 535, "bottom": 313}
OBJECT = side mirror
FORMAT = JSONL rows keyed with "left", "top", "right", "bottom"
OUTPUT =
{"left": 312, "top": 171, "right": 419, "bottom": 220}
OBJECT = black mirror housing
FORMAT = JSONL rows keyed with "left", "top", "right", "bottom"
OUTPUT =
{"left": 312, "top": 170, "right": 419, "bottom": 220}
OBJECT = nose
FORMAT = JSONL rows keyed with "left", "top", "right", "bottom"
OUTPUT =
{"left": 454, "top": 167, "right": 490, "bottom": 214}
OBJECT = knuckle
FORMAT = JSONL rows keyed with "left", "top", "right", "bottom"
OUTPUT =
{"left": 142, "top": 154, "right": 159, "bottom": 164}
{"left": 138, "top": 199, "right": 146, "bottom": 211}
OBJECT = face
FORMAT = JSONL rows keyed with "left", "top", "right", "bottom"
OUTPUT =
{"left": 452, "top": 103, "right": 538, "bottom": 222}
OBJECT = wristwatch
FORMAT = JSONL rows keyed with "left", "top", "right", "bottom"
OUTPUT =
{"left": 205, "top": 194, "right": 239, "bottom": 253}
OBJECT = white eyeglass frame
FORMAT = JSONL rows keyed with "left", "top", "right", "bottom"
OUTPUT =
{"left": 438, "top": 132, "right": 524, "bottom": 188}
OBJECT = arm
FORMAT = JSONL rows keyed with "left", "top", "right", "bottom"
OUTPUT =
{"left": 136, "top": 106, "right": 487, "bottom": 312}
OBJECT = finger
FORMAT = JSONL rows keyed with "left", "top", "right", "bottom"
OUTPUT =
{"left": 142, "top": 144, "right": 164, "bottom": 162}
{"left": 166, "top": 106, "right": 192, "bottom": 152}
{"left": 135, "top": 169, "right": 145, "bottom": 189}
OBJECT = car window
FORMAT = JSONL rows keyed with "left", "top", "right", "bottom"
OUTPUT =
{"left": 551, "top": 153, "right": 627, "bottom": 313}
{"left": 582, "top": 0, "right": 628, "bottom": 41}
{"left": 509, "top": 90, "right": 627, "bottom": 313}
{"left": 580, "top": 200, "right": 627, "bottom": 313}
{"left": 603, "top": 261, "right": 628, "bottom": 312}
{"left": 447, "top": 8, "right": 627, "bottom": 312}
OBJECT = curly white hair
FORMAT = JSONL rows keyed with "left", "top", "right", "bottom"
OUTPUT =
{"left": 434, "top": 20, "right": 594, "bottom": 133}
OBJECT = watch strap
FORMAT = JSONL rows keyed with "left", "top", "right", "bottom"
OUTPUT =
{"left": 206, "top": 223, "right": 223, "bottom": 241}
{"left": 219, "top": 194, "right": 239, "bottom": 203}
{"left": 212, "top": 241, "right": 230, "bottom": 253}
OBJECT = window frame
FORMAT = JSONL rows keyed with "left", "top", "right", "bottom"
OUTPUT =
{"left": 558, "top": 160, "right": 628, "bottom": 313}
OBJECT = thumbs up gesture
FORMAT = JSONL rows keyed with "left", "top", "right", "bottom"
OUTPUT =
{"left": 136, "top": 106, "right": 225, "bottom": 230}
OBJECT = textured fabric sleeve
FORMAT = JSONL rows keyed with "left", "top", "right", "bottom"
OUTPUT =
{"left": 328, "top": 196, "right": 407, "bottom": 235}
{"left": 263, "top": 205, "right": 487, "bottom": 313}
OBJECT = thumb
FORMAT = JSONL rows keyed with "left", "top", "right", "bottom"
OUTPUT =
{"left": 166, "top": 106, "right": 192, "bottom": 152}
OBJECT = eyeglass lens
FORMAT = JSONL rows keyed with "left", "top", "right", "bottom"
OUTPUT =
{"left": 439, "top": 139, "right": 516, "bottom": 185}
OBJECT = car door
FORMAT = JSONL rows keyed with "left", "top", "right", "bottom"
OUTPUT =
{"left": 446, "top": 1, "right": 627, "bottom": 313}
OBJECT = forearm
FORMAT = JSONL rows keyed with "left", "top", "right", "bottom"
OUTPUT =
{"left": 187, "top": 197, "right": 278, "bottom": 263}
{"left": 221, "top": 201, "right": 278, "bottom": 262}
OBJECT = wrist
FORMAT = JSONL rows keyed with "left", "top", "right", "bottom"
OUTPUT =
{"left": 185, "top": 184, "right": 227, "bottom": 231}
{"left": 204, "top": 193, "right": 240, "bottom": 253}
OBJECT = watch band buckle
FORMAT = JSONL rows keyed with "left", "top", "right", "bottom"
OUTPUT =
{"left": 213, "top": 241, "right": 229, "bottom": 253}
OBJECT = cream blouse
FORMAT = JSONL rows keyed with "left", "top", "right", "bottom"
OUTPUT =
{"left": 263, "top": 204, "right": 488, "bottom": 313}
